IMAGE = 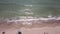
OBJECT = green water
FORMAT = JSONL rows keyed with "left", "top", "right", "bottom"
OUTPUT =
{"left": 0, "top": 4, "right": 60, "bottom": 18}
{"left": 0, "top": 0, "right": 60, "bottom": 18}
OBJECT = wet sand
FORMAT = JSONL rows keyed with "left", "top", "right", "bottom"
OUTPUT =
{"left": 0, "top": 21, "right": 60, "bottom": 34}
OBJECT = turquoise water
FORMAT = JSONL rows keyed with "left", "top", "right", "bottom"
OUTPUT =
{"left": 0, "top": 0, "right": 60, "bottom": 18}
{"left": 0, "top": 4, "right": 60, "bottom": 18}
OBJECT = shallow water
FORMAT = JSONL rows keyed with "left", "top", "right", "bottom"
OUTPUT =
{"left": 0, "top": 1, "right": 60, "bottom": 18}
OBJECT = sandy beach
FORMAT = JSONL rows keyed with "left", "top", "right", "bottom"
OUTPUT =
{"left": 0, "top": 20, "right": 60, "bottom": 34}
